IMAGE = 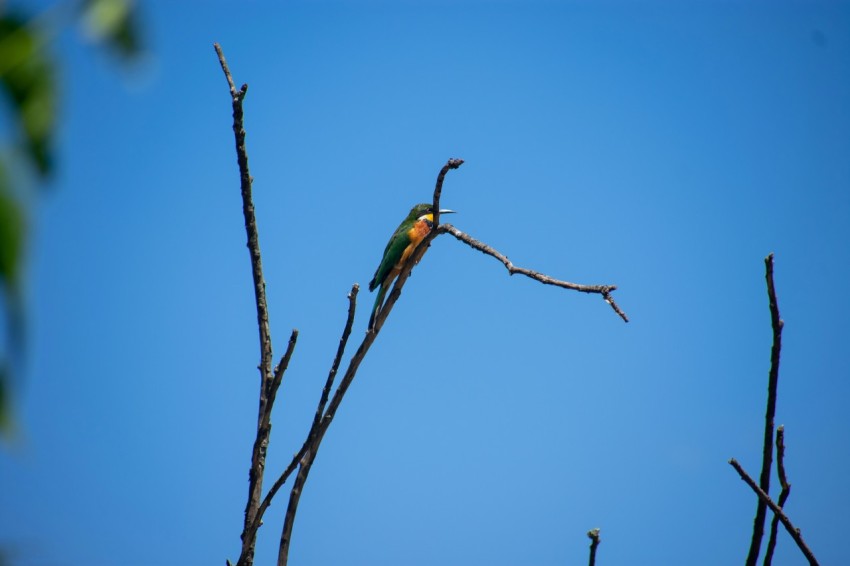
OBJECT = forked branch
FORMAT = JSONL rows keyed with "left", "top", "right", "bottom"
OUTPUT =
{"left": 745, "top": 253, "right": 784, "bottom": 566}
{"left": 731, "top": 254, "right": 818, "bottom": 566}
{"left": 251, "top": 285, "right": 360, "bottom": 542}
{"left": 215, "top": 43, "right": 300, "bottom": 566}
{"left": 438, "top": 224, "right": 628, "bottom": 322}
{"left": 764, "top": 425, "right": 792, "bottom": 566}
{"left": 729, "top": 459, "right": 818, "bottom": 566}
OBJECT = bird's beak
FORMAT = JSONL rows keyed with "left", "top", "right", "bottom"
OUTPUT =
{"left": 439, "top": 209, "right": 456, "bottom": 214}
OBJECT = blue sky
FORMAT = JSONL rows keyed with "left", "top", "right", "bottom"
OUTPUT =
{"left": 2, "top": 1, "right": 849, "bottom": 565}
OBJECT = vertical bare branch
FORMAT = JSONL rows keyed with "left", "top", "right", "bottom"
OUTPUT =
{"left": 764, "top": 425, "right": 792, "bottom": 566}
{"left": 729, "top": 459, "right": 818, "bottom": 566}
{"left": 587, "top": 528, "right": 601, "bottom": 566}
{"left": 215, "top": 42, "right": 287, "bottom": 566}
{"left": 745, "top": 253, "right": 784, "bottom": 566}
{"left": 431, "top": 157, "right": 463, "bottom": 227}
{"left": 213, "top": 43, "right": 272, "bottom": 387}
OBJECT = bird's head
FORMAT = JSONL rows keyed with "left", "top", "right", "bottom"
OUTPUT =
{"left": 408, "top": 202, "right": 456, "bottom": 223}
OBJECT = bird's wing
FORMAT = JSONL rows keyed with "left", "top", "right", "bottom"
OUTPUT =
{"left": 369, "top": 227, "right": 411, "bottom": 292}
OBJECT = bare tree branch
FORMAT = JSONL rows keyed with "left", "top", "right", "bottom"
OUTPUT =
{"left": 729, "top": 459, "right": 818, "bottom": 566}
{"left": 278, "top": 448, "right": 316, "bottom": 566}
{"left": 275, "top": 327, "right": 380, "bottom": 563}
{"left": 238, "top": 330, "right": 298, "bottom": 563}
{"left": 240, "top": 287, "right": 358, "bottom": 564}
{"left": 746, "top": 253, "right": 784, "bottom": 566}
{"left": 438, "top": 224, "right": 628, "bottom": 322}
{"left": 253, "top": 283, "right": 360, "bottom": 558}
{"left": 215, "top": 42, "right": 291, "bottom": 566}
{"left": 431, "top": 157, "right": 464, "bottom": 227}
{"left": 267, "top": 331, "right": 299, "bottom": 414}
{"left": 213, "top": 43, "right": 272, "bottom": 390}
{"left": 243, "top": 329, "right": 298, "bottom": 533}
{"left": 242, "top": 329, "right": 299, "bottom": 523}
{"left": 249, "top": 286, "right": 358, "bottom": 557}
{"left": 275, "top": 289, "right": 377, "bottom": 565}
{"left": 214, "top": 43, "right": 240, "bottom": 97}
{"left": 251, "top": 441, "right": 308, "bottom": 539}
{"left": 587, "top": 528, "right": 601, "bottom": 566}
{"left": 764, "top": 425, "right": 792, "bottom": 566}
{"left": 312, "top": 285, "right": 359, "bottom": 430}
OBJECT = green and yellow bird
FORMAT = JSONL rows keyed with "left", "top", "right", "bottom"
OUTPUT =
{"left": 368, "top": 203, "right": 455, "bottom": 329}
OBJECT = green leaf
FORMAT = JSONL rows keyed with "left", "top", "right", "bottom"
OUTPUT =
{"left": 0, "top": 169, "right": 25, "bottom": 288}
{"left": 0, "top": 161, "right": 27, "bottom": 394}
{"left": 0, "top": 13, "right": 57, "bottom": 176}
{"left": 81, "top": 0, "right": 144, "bottom": 61}
{"left": 0, "top": 163, "right": 25, "bottom": 444}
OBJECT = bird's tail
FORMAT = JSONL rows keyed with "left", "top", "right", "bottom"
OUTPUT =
{"left": 368, "top": 285, "right": 387, "bottom": 330}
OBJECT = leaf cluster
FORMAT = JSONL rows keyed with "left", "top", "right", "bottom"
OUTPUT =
{"left": 0, "top": 0, "right": 143, "bottom": 434}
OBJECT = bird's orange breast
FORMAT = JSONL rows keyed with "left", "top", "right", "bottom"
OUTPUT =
{"left": 396, "top": 218, "right": 433, "bottom": 268}
{"left": 408, "top": 217, "right": 433, "bottom": 244}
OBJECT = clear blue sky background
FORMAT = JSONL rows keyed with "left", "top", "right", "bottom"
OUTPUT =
{"left": 2, "top": 1, "right": 849, "bottom": 565}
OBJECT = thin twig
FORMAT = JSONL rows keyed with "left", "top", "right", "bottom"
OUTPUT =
{"left": 215, "top": 42, "right": 279, "bottom": 566}
{"left": 246, "top": 329, "right": 298, "bottom": 528}
{"left": 278, "top": 449, "right": 316, "bottom": 566}
{"left": 274, "top": 287, "right": 359, "bottom": 565}
{"left": 431, "top": 157, "right": 464, "bottom": 227}
{"left": 438, "top": 224, "right": 628, "bottom": 322}
{"left": 214, "top": 43, "right": 239, "bottom": 97}
{"left": 312, "top": 285, "right": 359, "bottom": 430}
{"left": 275, "top": 283, "right": 360, "bottom": 565}
{"left": 243, "top": 329, "right": 299, "bottom": 520}
{"left": 253, "top": 441, "right": 308, "bottom": 535}
{"left": 587, "top": 528, "right": 601, "bottom": 566}
{"left": 267, "top": 331, "right": 299, "bottom": 413}
{"left": 764, "top": 426, "right": 792, "bottom": 566}
{"left": 746, "top": 253, "right": 784, "bottom": 566}
{"left": 729, "top": 459, "right": 818, "bottom": 566}
{"left": 240, "top": 330, "right": 298, "bottom": 554}
{"left": 246, "top": 288, "right": 358, "bottom": 552}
